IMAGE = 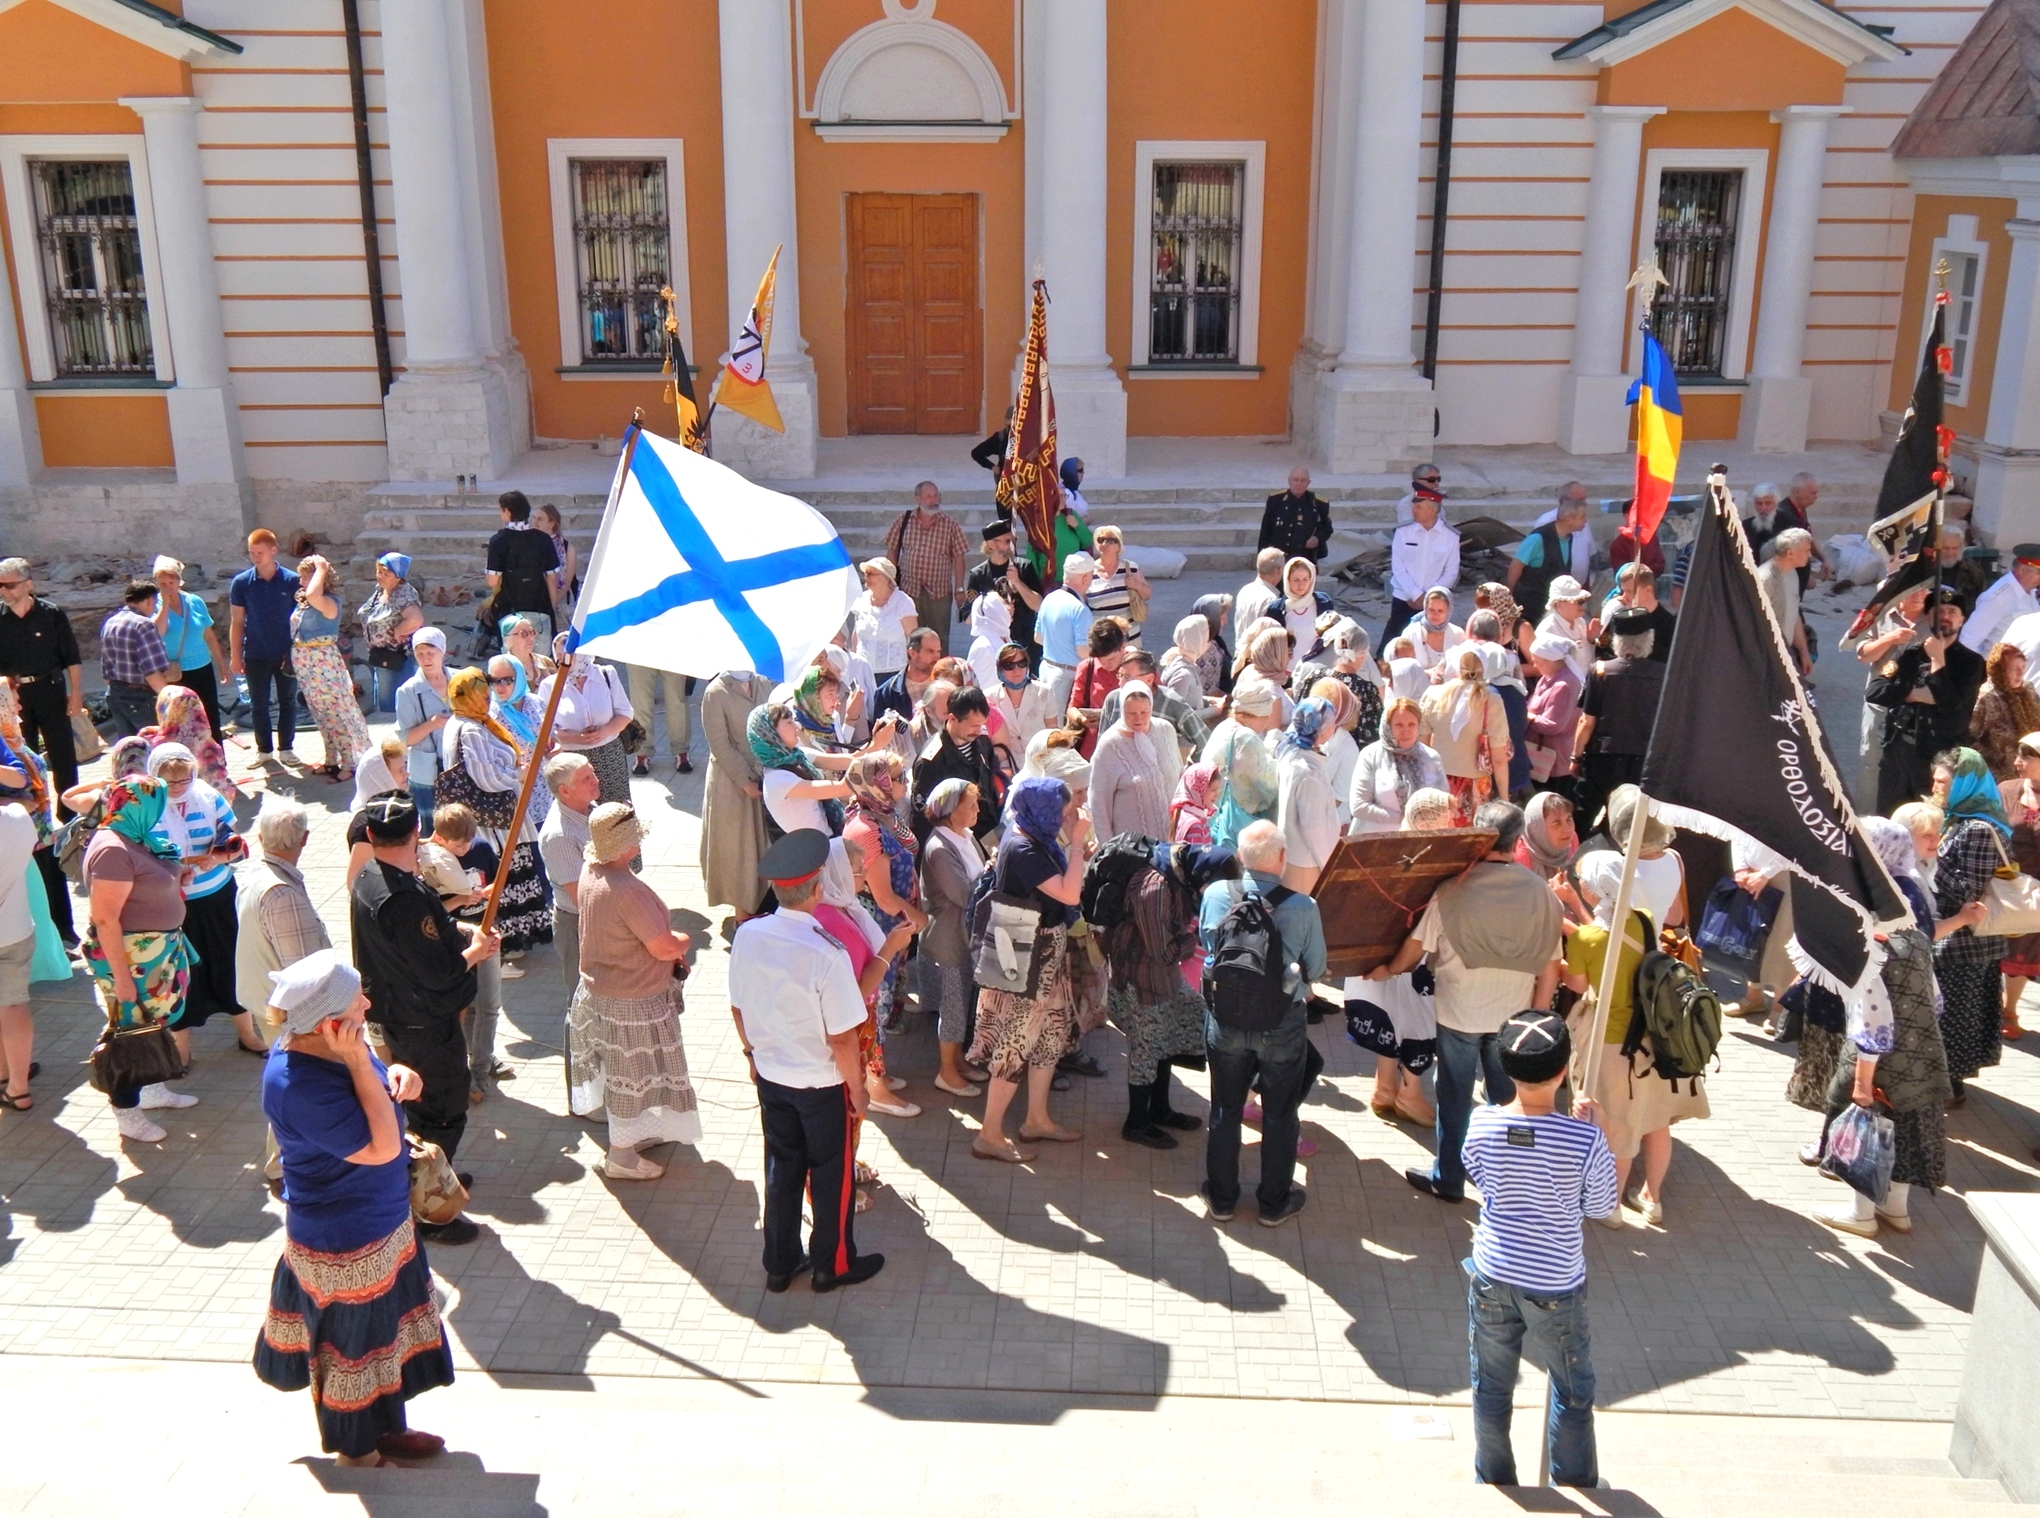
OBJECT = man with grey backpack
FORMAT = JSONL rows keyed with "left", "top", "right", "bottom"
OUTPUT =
{"left": 1196, "top": 820, "right": 1324, "bottom": 1226}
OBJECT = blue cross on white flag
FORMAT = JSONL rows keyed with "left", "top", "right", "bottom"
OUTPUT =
{"left": 569, "top": 425, "right": 856, "bottom": 683}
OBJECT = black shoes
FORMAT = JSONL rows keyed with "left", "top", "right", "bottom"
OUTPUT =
{"left": 1258, "top": 1186, "right": 1308, "bottom": 1228}
{"left": 1404, "top": 1167, "right": 1464, "bottom": 1204}
{"left": 676, "top": 755, "right": 693, "bottom": 774}
{"left": 765, "top": 1254, "right": 810, "bottom": 1293}
{"left": 1058, "top": 1051, "right": 1105, "bottom": 1079}
{"left": 1199, "top": 1183, "right": 1235, "bottom": 1223}
{"left": 1122, "top": 1121, "right": 1177, "bottom": 1150}
{"left": 811, "top": 1253, "right": 886, "bottom": 1293}
{"left": 417, "top": 1215, "right": 481, "bottom": 1245}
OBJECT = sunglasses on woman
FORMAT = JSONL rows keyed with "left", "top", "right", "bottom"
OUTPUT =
{"left": 490, "top": 675, "right": 517, "bottom": 688}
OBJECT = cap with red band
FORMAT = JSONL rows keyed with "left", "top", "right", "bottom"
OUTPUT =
{"left": 758, "top": 828, "right": 830, "bottom": 887}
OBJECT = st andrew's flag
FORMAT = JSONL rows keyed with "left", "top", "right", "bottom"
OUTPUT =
{"left": 570, "top": 425, "right": 856, "bottom": 683}
{"left": 1643, "top": 475, "right": 1908, "bottom": 1012}
{"left": 1626, "top": 329, "right": 1683, "bottom": 546}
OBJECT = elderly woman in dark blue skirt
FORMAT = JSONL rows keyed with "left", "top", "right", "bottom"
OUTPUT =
{"left": 254, "top": 950, "right": 454, "bottom": 1466}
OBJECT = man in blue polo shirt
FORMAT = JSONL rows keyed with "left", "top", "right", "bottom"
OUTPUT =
{"left": 228, "top": 528, "right": 302, "bottom": 763}
{"left": 1033, "top": 551, "right": 1096, "bottom": 718}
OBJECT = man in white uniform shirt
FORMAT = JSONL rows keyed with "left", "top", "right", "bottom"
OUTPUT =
{"left": 729, "top": 830, "right": 888, "bottom": 1296}
{"left": 1960, "top": 545, "right": 2040, "bottom": 655}
{"left": 1385, "top": 489, "right": 1461, "bottom": 643}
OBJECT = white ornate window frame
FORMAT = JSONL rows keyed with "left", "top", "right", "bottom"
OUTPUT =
{"left": 1928, "top": 214, "right": 1989, "bottom": 408}
{"left": 804, "top": 0, "right": 1015, "bottom": 142}
{"left": 1128, "top": 139, "right": 1267, "bottom": 373}
{"left": 1633, "top": 146, "right": 1770, "bottom": 381}
{"left": 545, "top": 137, "right": 692, "bottom": 381}
{"left": 0, "top": 133, "right": 174, "bottom": 387}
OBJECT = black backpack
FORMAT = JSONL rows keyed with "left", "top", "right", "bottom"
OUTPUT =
{"left": 1080, "top": 832, "right": 1156, "bottom": 930}
{"left": 1205, "top": 883, "right": 1296, "bottom": 1033}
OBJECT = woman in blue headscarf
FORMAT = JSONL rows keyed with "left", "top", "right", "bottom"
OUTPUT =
{"left": 969, "top": 776, "right": 1090, "bottom": 1164}
{"left": 358, "top": 551, "right": 425, "bottom": 712}
{"left": 1275, "top": 695, "right": 1340, "bottom": 892}
{"left": 1935, "top": 748, "right": 2012, "bottom": 1102}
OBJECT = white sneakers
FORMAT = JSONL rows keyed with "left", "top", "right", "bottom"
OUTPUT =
{"left": 138, "top": 1085, "right": 198, "bottom": 1110}
{"left": 115, "top": 1108, "right": 166, "bottom": 1143}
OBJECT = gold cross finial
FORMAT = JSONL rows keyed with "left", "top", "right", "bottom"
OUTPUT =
{"left": 1628, "top": 256, "right": 1670, "bottom": 316}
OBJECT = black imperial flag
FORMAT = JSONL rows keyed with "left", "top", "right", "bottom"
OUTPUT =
{"left": 1643, "top": 472, "right": 1909, "bottom": 1001}
{"left": 1846, "top": 301, "right": 1948, "bottom": 639}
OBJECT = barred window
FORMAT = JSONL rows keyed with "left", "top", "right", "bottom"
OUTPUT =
{"left": 30, "top": 159, "right": 153, "bottom": 378}
{"left": 1650, "top": 170, "right": 1742, "bottom": 378}
{"left": 1147, "top": 161, "right": 1243, "bottom": 364}
{"left": 571, "top": 159, "right": 671, "bottom": 363}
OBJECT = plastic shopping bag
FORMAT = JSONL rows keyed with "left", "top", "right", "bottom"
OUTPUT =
{"left": 1819, "top": 1103, "right": 1896, "bottom": 1204}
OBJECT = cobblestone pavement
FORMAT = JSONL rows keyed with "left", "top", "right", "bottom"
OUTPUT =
{"left": 1, "top": 584, "right": 2032, "bottom": 1424}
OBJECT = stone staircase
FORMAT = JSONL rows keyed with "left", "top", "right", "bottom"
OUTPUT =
{"left": 353, "top": 474, "right": 1885, "bottom": 617}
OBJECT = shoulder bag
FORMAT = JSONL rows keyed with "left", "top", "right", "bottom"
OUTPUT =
{"left": 1123, "top": 564, "right": 1149, "bottom": 626}
{"left": 1979, "top": 830, "right": 2040, "bottom": 938}
{"left": 968, "top": 851, "right": 1048, "bottom": 997}
{"left": 433, "top": 727, "right": 520, "bottom": 831}
{"left": 600, "top": 664, "right": 648, "bottom": 753}
{"left": 408, "top": 1135, "right": 470, "bottom": 1224}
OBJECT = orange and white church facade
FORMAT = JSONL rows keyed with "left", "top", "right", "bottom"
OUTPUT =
{"left": 0, "top": 0, "right": 2032, "bottom": 557}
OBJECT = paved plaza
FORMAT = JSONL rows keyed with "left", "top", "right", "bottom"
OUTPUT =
{"left": 1, "top": 572, "right": 2036, "bottom": 1510}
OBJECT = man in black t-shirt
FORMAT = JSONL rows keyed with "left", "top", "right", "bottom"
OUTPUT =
{"left": 1572, "top": 607, "right": 1667, "bottom": 831}
{"left": 966, "top": 519, "right": 1044, "bottom": 668}
{"left": 485, "top": 490, "right": 561, "bottom": 638}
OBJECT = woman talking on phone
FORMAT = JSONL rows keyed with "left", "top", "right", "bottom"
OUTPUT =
{"left": 253, "top": 950, "right": 456, "bottom": 1467}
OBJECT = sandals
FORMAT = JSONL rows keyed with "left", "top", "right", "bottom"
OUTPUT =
{"left": 854, "top": 1160, "right": 881, "bottom": 1185}
{"left": 2, "top": 1088, "right": 31, "bottom": 1112}
{"left": 2005, "top": 1019, "right": 2026, "bottom": 1041}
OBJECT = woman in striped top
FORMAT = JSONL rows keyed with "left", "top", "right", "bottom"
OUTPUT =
{"left": 1084, "top": 527, "right": 1152, "bottom": 646}
{"left": 147, "top": 742, "right": 258, "bottom": 1058}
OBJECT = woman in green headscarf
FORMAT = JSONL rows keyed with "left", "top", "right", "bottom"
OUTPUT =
{"left": 1935, "top": 747, "right": 2013, "bottom": 1104}
{"left": 80, "top": 775, "right": 200, "bottom": 1140}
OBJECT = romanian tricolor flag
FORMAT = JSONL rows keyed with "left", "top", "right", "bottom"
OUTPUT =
{"left": 1625, "top": 328, "right": 1683, "bottom": 546}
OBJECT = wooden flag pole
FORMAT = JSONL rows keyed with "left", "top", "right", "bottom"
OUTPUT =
{"left": 478, "top": 419, "right": 644, "bottom": 935}
{"left": 1580, "top": 785, "right": 1652, "bottom": 1100}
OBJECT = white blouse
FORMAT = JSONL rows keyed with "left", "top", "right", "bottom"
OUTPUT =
{"left": 852, "top": 591, "right": 916, "bottom": 673}
{"left": 542, "top": 660, "right": 633, "bottom": 749}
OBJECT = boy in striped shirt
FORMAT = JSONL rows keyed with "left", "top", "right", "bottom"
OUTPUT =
{"left": 1463, "top": 1010, "right": 1618, "bottom": 1488}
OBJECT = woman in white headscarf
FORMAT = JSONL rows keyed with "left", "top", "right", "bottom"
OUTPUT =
{"left": 1561, "top": 848, "right": 1711, "bottom": 1230}
{"left": 920, "top": 779, "right": 992, "bottom": 1098}
{"left": 965, "top": 590, "right": 1013, "bottom": 693}
{"left": 1296, "top": 618, "right": 1385, "bottom": 747}
{"left": 1091, "top": 686, "right": 1178, "bottom": 843}
{"left": 1417, "top": 646, "right": 1511, "bottom": 826}
{"left": 1348, "top": 697, "right": 1445, "bottom": 834}
{"left": 1280, "top": 557, "right": 1334, "bottom": 662}
{"left": 1161, "top": 615, "right": 1221, "bottom": 716}
{"left": 1409, "top": 587, "right": 1466, "bottom": 676}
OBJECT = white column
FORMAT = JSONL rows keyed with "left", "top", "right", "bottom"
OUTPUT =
{"left": 379, "top": 0, "right": 515, "bottom": 481}
{"left": 1976, "top": 213, "right": 2040, "bottom": 543}
{"left": 1290, "top": 0, "right": 1363, "bottom": 451}
{"left": 1742, "top": 106, "right": 1847, "bottom": 452}
{"left": 717, "top": 0, "right": 816, "bottom": 480}
{"left": 1557, "top": 105, "right": 1664, "bottom": 455}
{"left": 1036, "top": 0, "right": 1126, "bottom": 477}
{"left": 0, "top": 247, "right": 40, "bottom": 493}
{"left": 1313, "top": 0, "right": 1433, "bottom": 474}
{"left": 120, "top": 96, "right": 244, "bottom": 486}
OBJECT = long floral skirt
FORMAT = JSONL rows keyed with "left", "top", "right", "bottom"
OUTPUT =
{"left": 969, "top": 925, "right": 1074, "bottom": 1081}
{"left": 1108, "top": 985, "right": 1207, "bottom": 1085}
{"left": 491, "top": 841, "right": 554, "bottom": 955}
{"left": 566, "top": 981, "right": 702, "bottom": 1151}
{"left": 577, "top": 736, "right": 633, "bottom": 809}
{"left": 1445, "top": 772, "right": 1494, "bottom": 827}
{"left": 253, "top": 1217, "right": 455, "bottom": 1458}
{"left": 293, "top": 640, "right": 372, "bottom": 772}
{"left": 1938, "top": 958, "right": 2003, "bottom": 1081}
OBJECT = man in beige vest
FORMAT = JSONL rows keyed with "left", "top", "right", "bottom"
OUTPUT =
{"left": 236, "top": 797, "right": 332, "bottom": 1190}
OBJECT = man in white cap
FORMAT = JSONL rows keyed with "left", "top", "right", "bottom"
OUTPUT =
{"left": 729, "top": 829, "right": 885, "bottom": 1295}
{"left": 1035, "top": 552, "right": 1098, "bottom": 717}
{"left": 1386, "top": 488, "right": 1460, "bottom": 644}
{"left": 395, "top": 626, "right": 451, "bottom": 816}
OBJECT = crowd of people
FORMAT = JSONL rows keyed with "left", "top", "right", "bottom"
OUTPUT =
{"left": 0, "top": 458, "right": 2028, "bottom": 1488}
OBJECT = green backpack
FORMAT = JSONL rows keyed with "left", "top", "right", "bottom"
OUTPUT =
{"left": 1621, "top": 913, "right": 1723, "bottom": 1091}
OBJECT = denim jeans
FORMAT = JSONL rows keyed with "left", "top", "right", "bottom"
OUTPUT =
{"left": 1468, "top": 1265, "right": 1598, "bottom": 1487}
{"left": 104, "top": 681, "right": 156, "bottom": 738}
{"left": 409, "top": 783, "right": 436, "bottom": 824}
{"left": 243, "top": 656, "right": 298, "bottom": 751}
{"left": 1204, "top": 1007, "right": 1309, "bottom": 1216}
{"left": 369, "top": 657, "right": 415, "bottom": 713}
{"left": 1430, "top": 1026, "right": 1516, "bottom": 1198}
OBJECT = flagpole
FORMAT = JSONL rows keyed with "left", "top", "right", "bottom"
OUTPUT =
{"left": 1581, "top": 790, "right": 1651, "bottom": 1099}
{"left": 477, "top": 417, "right": 645, "bottom": 936}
